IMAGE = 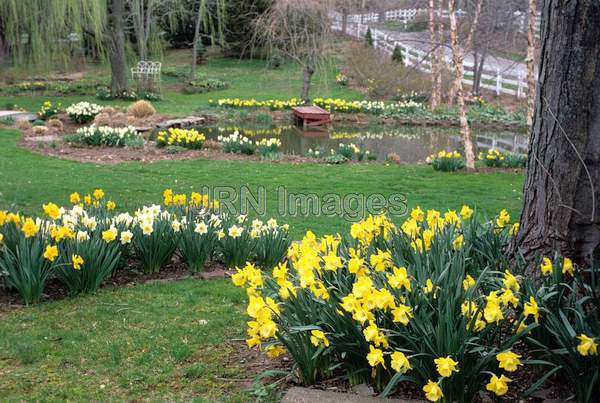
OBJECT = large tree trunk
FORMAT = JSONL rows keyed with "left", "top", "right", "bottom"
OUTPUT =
{"left": 525, "top": 0, "right": 538, "bottom": 128}
{"left": 301, "top": 64, "right": 315, "bottom": 103}
{"left": 191, "top": 0, "right": 203, "bottom": 80}
{"left": 512, "top": 0, "right": 600, "bottom": 268}
{"left": 429, "top": 0, "right": 441, "bottom": 109}
{"left": 448, "top": 0, "right": 480, "bottom": 170}
{"left": 108, "top": 0, "right": 128, "bottom": 95}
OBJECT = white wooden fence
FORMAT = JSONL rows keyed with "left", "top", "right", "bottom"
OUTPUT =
{"left": 332, "top": 22, "right": 529, "bottom": 98}
{"left": 341, "top": 8, "right": 463, "bottom": 24}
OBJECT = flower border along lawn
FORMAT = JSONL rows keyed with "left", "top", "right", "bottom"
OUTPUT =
{"left": 0, "top": 129, "right": 524, "bottom": 238}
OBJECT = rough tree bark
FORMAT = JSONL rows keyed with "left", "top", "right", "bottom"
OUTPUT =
{"left": 429, "top": 0, "right": 441, "bottom": 109}
{"left": 448, "top": 0, "right": 481, "bottom": 170}
{"left": 526, "top": 0, "right": 538, "bottom": 128}
{"left": 512, "top": 0, "right": 600, "bottom": 268}
{"left": 108, "top": 0, "right": 128, "bottom": 95}
{"left": 301, "top": 64, "right": 315, "bottom": 103}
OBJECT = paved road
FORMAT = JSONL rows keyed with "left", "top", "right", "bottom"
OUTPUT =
{"left": 374, "top": 29, "right": 527, "bottom": 77}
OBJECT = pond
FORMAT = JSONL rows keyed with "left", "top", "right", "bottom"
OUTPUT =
{"left": 200, "top": 124, "right": 528, "bottom": 163}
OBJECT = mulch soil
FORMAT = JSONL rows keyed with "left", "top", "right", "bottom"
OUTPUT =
{"left": 0, "top": 258, "right": 234, "bottom": 310}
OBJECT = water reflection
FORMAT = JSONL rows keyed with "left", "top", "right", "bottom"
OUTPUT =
{"left": 199, "top": 125, "right": 528, "bottom": 163}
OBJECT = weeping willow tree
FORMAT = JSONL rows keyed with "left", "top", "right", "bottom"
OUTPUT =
{"left": 190, "top": 0, "right": 225, "bottom": 78}
{"left": 0, "top": 0, "right": 226, "bottom": 94}
{"left": 0, "top": 0, "right": 106, "bottom": 70}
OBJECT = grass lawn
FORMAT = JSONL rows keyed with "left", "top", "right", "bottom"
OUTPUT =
{"left": 0, "top": 279, "right": 254, "bottom": 401}
{"left": 0, "top": 50, "right": 526, "bottom": 401}
{"left": 0, "top": 54, "right": 362, "bottom": 117}
{"left": 0, "top": 129, "right": 524, "bottom": 238}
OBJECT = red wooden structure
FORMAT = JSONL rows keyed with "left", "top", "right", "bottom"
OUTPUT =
{"left": 292, "top": 106, "right": 331, "bottom": 129}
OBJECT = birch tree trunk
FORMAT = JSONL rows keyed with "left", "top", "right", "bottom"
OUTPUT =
{"left": 511, "top": 0, "right": 600, "bottom": 268}
{"left": 526, "top": 0, "right": 538, "bottom": 128}
{"left": 429, "top": 0, "right": 441, "bottom": 109}
{"left": 448, "top": 0, "right": 481, "bottom": 170}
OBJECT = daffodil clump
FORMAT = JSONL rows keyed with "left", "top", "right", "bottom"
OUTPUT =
{"left": 208, "top": 126, "right": 290, "bottom": 138}
{"left": 522, "top": 255, "right": 600, "bottom": 400}
{"left": 0, "top": 190, "right": 125, "bottom": 302}
{"left": 479, "top": 149, "right": 527, "bottom": 168}
{"left": 233, "top": 207, "right": 597, "bottom": 401}
{"left": 156, "top": 128, "right": 206, "bottom": 150}
{"left": 256, "top": 138, "right": 282, "bottom": 157}
{"left": 308, "top": 144, "right": 374, "bottom": 163}
{"left": 38, "top": 100, "right": 61, "bottom": 119}
{"left": 211, "top": 98, "right": 303, "bottom": 110}
{"left": 67, "top": 125, "right": 143, "bottom": 147}
{"left": 336, "top": 73, "right": 348, "bottom": 86}
{"left": 218, "top": 131, "right": 257, "bottom": 155}
{"left": 426, "top": 150, "right": 465, "bottom": 172}
{"left": 65, "top": 101, "right": 104, "bottom": 124}
{"left": 210, "top": 97, "right": 424, "bottom": 115}
{"left": 0, "top": 189, "right": 291, "bottom": 304}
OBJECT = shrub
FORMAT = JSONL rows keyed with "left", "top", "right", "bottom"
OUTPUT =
{"left": 344, "top": 42, "right": 434, "bottom": 100}
{"left": 32, "top": 126, "right": 49, "bottom": 136}
{"left": 365, "top": 27, "right": 374, "bottom": 47}
{"left": 427, "top": 150, "right": 465, "bottom": 172}
{"left": 233, "top": 210, "right": 538, "bottom": 401}
{"left": 15, "top": 119, "right": 32, "bottom": 130}
{"left": 267, "top": 53, "right": 283, "bottom": 69}
{"left": 219, "top": 131, "right": 256, "bottom": 155}
{"left": 0, "top": 234, "right": 54, "bottom": 305}
{"left": 391, "top": 45, "right": 404, "bottom": 64}
{"left": 127, "top": 100, "right": 156, "bottom": 118}
{"left": 195, "top": 40, "right": 207, "bottom": 63}
{"left": 47, "top": 118, "right": 64, "bottom": 131}
{"left": 93, "top": 112, "right": 111, "bottom": 126}
{"left": 182, "top": 78, "right": 230, "bottom": 94}
{"left": 66, "top": 102, "right": 104, "bottom": 124}
{"left": 65, "top": 125, "right": 142, "bottom": 147}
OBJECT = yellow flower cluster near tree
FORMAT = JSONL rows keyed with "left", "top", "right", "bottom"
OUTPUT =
{"left": 233, "top": 207, "right": 600, "bottom": 401}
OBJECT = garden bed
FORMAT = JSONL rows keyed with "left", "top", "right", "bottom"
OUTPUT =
{"left": 19, "top": 135, "right": 314, "bottom": 164}
{"left": 0, "top": 258, "right": 233, "bottom": 309}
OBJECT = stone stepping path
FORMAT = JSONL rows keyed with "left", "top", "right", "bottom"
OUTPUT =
{"left": 282, "top": 387, "right": 423, "bottom": 403}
